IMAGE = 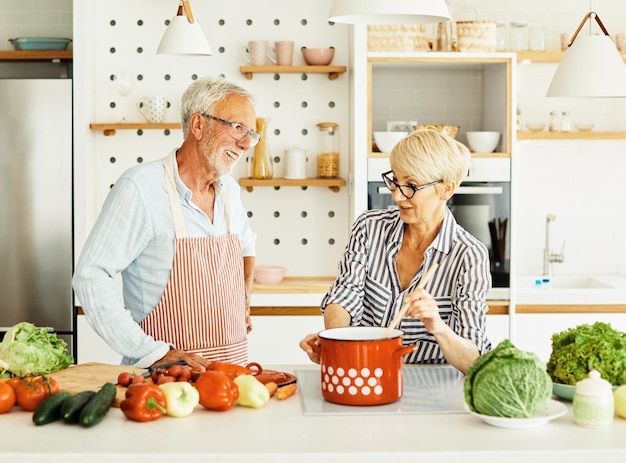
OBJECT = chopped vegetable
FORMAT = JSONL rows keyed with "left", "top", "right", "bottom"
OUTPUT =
{"left": 0, "top": 322, "right": 73, "bottom": 377}
{"left": 464, "top": 339, "right": 552, "bottom": 418}
{"left": 120, "top": 383, "right": 167, "bottom": 422}
{"left": 195, "top": 371, "right": 239, "bottom": 411}
{"left": 547, "top": 322, "right": 626, "bottom": 386}
{"left": 159, "top": 381, "right": 199, "bottom": 417}
{"left": 234, "top": 375, "right": 270, "bottom": 409}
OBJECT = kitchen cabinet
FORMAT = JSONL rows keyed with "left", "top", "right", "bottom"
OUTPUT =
{"left": 0, "top": 50, "right": 72, "bottom": 61}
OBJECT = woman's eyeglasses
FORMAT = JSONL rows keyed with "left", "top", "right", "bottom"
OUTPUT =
{"left": 202, "top": 114, "right": 261, "bottom": 147}
{"left": 381, "top": 170, "right": 443, "bottom": 199}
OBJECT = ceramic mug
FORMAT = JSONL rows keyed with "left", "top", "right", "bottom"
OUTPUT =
{"left": 242, "top": 41, "right": 269, "bottom": 66}
{"left": 137, "top": 96, "right": 170, "bottom": 123}
{"left": 268, "top": 41, "right": 295, "bottom": 66}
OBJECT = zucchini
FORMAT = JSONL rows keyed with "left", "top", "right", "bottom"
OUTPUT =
{"left": 61, "top": 390, "right": 96, "bottom": 423}
{"left": 79, "top": 382, "right": 117, "bottom": 428}
{"left": 32, "top": 391, "right": 72, "bottom": 426}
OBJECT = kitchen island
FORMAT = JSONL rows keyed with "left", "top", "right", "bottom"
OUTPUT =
{"left": 1, "top": 365, "right": 625, "bottom": 463}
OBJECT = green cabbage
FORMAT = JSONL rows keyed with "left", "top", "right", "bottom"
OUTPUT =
{"left": 464, "top": 339, "right": 552, "bottom": 418}
{"left": 0, "top": 322, "right": 74, "bottom": 377}
{"left": 547, "top": 321, "right": 626, "bottom": 386}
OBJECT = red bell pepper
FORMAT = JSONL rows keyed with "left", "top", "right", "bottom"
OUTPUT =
{"left": 120, "top": 383, "right": 167, "bottom": 422}
{"left": 195, "top": 371, "right": 239, "bottom": 411}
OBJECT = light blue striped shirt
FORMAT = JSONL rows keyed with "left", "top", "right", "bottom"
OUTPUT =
{"left": 73, "top": 151, "right": 256, "bottom": 366}
{"left": 321, "top": 207, "right": 492, "bottom": 364}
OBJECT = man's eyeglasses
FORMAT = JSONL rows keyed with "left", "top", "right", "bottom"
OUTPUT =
{"left": 381, "top": 170, "right": 443, "bottom": 200}
{"left": 202, "top": 114, "right": 261, "bottom": 147}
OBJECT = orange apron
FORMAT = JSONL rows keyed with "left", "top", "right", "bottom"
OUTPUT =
{"left": 140, "top": 152, "right": 248, "bottom": 365}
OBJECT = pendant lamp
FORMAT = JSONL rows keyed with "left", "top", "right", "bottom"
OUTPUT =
{"left": 546, "top": 11, "right": 626, "bottom": 97}
{"left": 157, "top": 0, "right": 212, "bottom": 55}
{"left": 328, "top": 0, "right": 450, "bottom": 25}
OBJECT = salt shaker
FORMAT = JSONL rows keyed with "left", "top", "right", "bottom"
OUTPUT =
{"left": 573, "top": 370, "right": 614, "bottom": 428}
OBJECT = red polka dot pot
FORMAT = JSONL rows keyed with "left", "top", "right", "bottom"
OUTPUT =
{"left": 311, "top": 327, "right": 415, "bottom": 406}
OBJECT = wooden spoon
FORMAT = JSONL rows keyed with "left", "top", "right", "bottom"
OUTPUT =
{"left": 382, "top": 262, "right": 439, "bottom": 338}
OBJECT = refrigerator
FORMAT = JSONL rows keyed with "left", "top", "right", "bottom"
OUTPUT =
{"left": 0, "top": 78, "right": 75, "bottom": 358}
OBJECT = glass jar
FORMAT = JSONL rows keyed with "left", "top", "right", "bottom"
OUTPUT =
{"left": 509, "top": 22, "right": 529, "bottom": 51}
{"left": 561, "top": 111, "right": 572, "bottom": 132}
{"left": 495, "top": 22, "right": 508, "bottom": 51}
{"left": 549, "top": 111, "right": 561, "bottom": 132}
{"left": 249, "top": 117, "right": 272, "bottom": 179}
{"left": 316, "top": 122, "right": 339, "bottom": 178}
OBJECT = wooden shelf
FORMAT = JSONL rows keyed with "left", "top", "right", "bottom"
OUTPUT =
{"left": 0, "top": 50, "right": 73, "bottom": 60}
{"left": 239, "top": 177, "right": 346, "bottom": 192}
{"left": 89, "top": 122, "right": 181, "bottom": 136}
{"left": 240, "top": 65, "right": 347, "bottom": 80}
{"left": 518, "top": 131, "right": 626, "bottom": 140}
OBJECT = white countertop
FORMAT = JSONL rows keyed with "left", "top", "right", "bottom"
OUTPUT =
{"left": 2, "top": 365, "right": 626, "bottom": 463}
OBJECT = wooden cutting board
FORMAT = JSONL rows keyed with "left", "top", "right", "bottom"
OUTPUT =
{"left": 48, "top": 362, "right": 147, "bottom": 407}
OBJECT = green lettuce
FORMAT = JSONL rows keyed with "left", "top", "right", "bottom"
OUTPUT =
{"left": 465, "top": 339, "right": 552, "bottom": 418}
{"left": 547, "top": 321, "right": 626, "bottom": 386}
{"left": 0, "top": 322, "right": 74, "bottom": 377}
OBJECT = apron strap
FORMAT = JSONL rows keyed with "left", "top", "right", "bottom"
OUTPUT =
{"left": 164, "top": 151, "right": 187, "bottom": 239}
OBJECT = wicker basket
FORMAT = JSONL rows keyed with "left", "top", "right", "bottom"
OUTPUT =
{"left": 456, "top": 20, "right": 496, "bottom": 52}
{"left": 367, "top": 25, "right": 429, "bottom": 52}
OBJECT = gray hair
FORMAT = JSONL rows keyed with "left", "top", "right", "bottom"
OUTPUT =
{"left": 390, "top": 129, "right": 471, "bottom": 190}
{"left": 179, "top": 76, "right": 255, "bottom": 137}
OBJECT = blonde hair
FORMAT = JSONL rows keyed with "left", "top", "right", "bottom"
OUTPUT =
{"left": 389, "top": 129, "right": 471, "bottom": 190}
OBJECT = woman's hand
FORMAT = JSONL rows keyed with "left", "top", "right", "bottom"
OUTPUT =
{"left": 402, "top": 288, "right": 446, "bottom": 335}
{"left": 299, "top": 333, "right": 321, "bottom": 364}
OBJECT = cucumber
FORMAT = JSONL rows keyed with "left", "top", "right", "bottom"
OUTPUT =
{"left": 79, "top": 383, "right": 117, "bottom": 428}
{"left": 32, "top": 391, "right": 72, "bottom": 426}
{"left": 61, "top": 390, "right": 96, "bottom": 423}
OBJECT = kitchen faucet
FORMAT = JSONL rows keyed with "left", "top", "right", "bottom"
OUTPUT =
{"left": 543, "top": 214, "right": 565, "bottom": 277}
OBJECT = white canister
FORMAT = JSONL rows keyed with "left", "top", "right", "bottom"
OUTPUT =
{"left": 284, "top": 147, "right": 308, "bottom": 179}
{"left": 573, "top": 370, "right": 614, "bottom": 428}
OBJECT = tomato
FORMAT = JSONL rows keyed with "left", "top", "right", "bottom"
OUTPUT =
{"left": 15, "top": 376, "right": 59, "bottom": 411}
{"left": 0, "top": 382, "right": 16, "bottom": 414}
{"left": 131, "top": 375, "right": 146, "bottom": 385}
{"left": 157, "top": 375, "right": 176, "bottom": 385}
{"left": 151, "top": 368, "right": 167, "bottom": 384}
{"left": 117, "top": 372, "right": 133, "bottom": 387}
{"left": 167, "top": 364, "right": 184, "bottom": 380}
{"left": 4, "top": 377, "right": 21, "bottom": 392}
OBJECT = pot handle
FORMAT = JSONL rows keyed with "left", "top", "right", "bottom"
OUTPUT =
{"left": 308, "top": 339, "right": 321, "bottom": 355}
{"left": 246, "top": 362, "right": 263, "bottom": 375}
{"left": 393, "top": 345, "right": 416, "bottom": 359}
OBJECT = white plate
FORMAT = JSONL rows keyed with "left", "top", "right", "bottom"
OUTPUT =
{"left": 465, "top": 399, "right": 567, "bottom": 429}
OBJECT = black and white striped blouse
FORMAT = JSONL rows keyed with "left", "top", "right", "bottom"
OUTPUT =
{"left": 321, "top": 207, "right": 492, "bottom": 364}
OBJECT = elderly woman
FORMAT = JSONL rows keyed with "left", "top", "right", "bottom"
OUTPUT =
{"left": 300, "top": 129, "right": 491, "bottom": 374}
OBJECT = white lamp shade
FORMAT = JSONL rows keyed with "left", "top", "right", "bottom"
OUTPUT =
{"left": 328, "top": 0, "right": 450, "bottom": 25}
{"left": 157, "top": 14, "right": 212, "bottom": 55}
{"left": 546, "top": 34, "right": 626, "bottom": 97}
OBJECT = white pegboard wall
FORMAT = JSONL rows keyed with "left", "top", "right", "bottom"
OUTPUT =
{"left": 83, "top": 0, "right": 351, "bottom": 277}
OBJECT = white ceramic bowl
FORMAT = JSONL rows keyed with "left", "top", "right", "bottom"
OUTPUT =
{"left": 373, "top": 131, "right": 408, "bottom": 153}
{"left": 465, "top": 131, "right": 500, "bottom": 153}
{"left": 302, "top": 47, "right": 335, "bottom": 65}
{"left": 254, "top": 266, "right": 287, "bottom": 284}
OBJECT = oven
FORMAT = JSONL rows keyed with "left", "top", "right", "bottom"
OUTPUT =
{"left": 367, "top": 158, "right": 511, "bottom": 298}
